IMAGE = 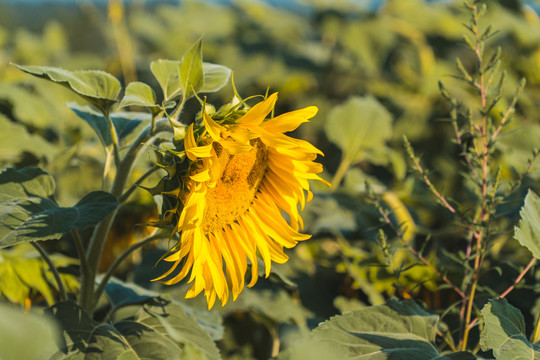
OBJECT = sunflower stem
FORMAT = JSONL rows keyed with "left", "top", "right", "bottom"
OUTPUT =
{"left": 80, "top": 119, "right": 172, "bottom": 315}
{"left": 32, "top": 242, "right": 68, "bottom": 302}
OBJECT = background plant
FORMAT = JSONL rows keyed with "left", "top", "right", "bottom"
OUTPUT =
{"left": 1, "top": 0, "right": 540, "bottom": 359}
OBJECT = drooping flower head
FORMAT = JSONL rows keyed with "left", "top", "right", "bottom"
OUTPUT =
{"left": 154, "top": 93, "right": 328, "bottom": 308}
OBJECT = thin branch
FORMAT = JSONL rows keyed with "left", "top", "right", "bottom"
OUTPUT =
{"left": 72, "top": 229, "right": 90, "bottom": 278}
{"left": 375, "top": 203, "right": 466, "bottom": 299}
{"left": 118, "top": 165, "right": 160, "bottom": 204}
{"left": 499, "top": 258, "right": 536, "bottom": 299}
{"left": 93, "top": 229, "right": 163, "bottom": 305}
{"left": 32, "top": 242, "right": 68, "bottom": 302}
{"left": 404, "top": 136, "right": 457, "bottom": 214}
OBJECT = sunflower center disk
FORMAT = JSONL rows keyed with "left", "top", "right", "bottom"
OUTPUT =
{"left": 201, "top": 138, "right": 268, "bottom": 234}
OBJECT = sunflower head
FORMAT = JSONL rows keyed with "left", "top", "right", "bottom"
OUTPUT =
{"left": 152, "top": 92, "right": 328, "bottom": 309}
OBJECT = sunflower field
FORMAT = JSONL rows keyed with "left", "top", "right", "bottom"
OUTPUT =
{"left": 2, "top": 0, "right": 540, "bottom": 358}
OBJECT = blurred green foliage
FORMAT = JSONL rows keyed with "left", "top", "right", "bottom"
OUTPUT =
{"left": 2, "top": 0, "right": 540, "bottom": 359}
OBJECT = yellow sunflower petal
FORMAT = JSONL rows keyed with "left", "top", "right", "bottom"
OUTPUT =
{"left": 219, "top": 139, "right": 253, "bottom": 154}
{"left": 189, "top": 169, "right": 210, "bottom": 182}
{"left": 262, "top": 106, "right": 318, "bottom": 133}
{"left": 203, "top": 110, "right": 226, "bottom": 141}
{"left": 185, "top": 123, "right": 214, "bottom": 161}
{"left": 238, "top": 93, "right": 278, "bottom": 126}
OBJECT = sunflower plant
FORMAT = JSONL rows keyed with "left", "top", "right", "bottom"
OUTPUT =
{"left": 0, "top": 37, "right": 328, "bottom": 358}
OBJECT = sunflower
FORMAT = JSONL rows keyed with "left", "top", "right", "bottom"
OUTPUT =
{"left": 155, "top": 93, "right": 328, "bottom": 308}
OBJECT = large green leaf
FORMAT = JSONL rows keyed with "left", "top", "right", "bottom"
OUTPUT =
{"left": 13, "top": 64, "right": 121, "bottom": 113}
{"left": 69, "top": 103, "right": 150, "bottom": 148}
{"left": 106, "top": 278, "right": 223, "bottom": 342}
{"left": 0, "top": 114, "right": 57, "bottom": 164}
{"left": 48, "top": 297, "right": 220, "bottom": 360}
{"left": 514, "top": 190, "right": 540, "bottom": 260}
{"left": 0, "top": 167, "right": 55, "bottom": 201}
{"left": 135, "top": 297, "right": 220, "bottom": 360}
{"left": 325, "top": 96, "right": 393, "bottom": 165}
{"left": 0, "top": 167, "right": 118, "bottom": 248}
{"left": 480, "top": 299, "right": 540, "bottom": 359}
{"left": 0, "top": 202, "right": 79, "bottom": 247}
{"left": 0, "top": 303, "right": 60, "bottom": 360}
{"left": 0, "top": 244, "right": 79, "bottom": 306}
{"left": 0, "top": 83, "right": 54, "bottom": 128}
{"left": 86, "top": 321, "right": 183, "bottom": 360}
{"left": 282, "top": 300, "right": 475, "bottom": 359}
{"left": 179, "top": 37, "right": 204, "bottom": 99}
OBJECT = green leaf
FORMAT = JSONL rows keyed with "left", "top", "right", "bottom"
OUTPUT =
{"left": 200, "top": 63, "right": 231, "bottom": 93}
{"left": 0, "top": 168, "right": 118, "bottom": 248}
{"left": 0, "top": 114, "right": 57, "bottom": 164}
{"left": 150, "top": 59, "right": 183, "bottom": 101}
{"left": 135, "top": 297, "right": 221, "bottom": 360}
{"left": 0, "top": 83, "right": 54, "bottom": 128}
{"left": 48, "top": 297, "right": 220, "bottom": 360}
{"left": 106, "top": 278, "right": 223, "bottom": 342}
{"left": 47, "top": 301, "right": 98, "bottom": 358}
{"left": 69, "top": 103, "right": 149, "bottom": 147}
{"left": 480, "top": 298, "right": 540, "bottom": 359}
{"left": 13, "top": 64, "right": 121, "bottom": 113}
{"left": 0, "top": 167, "right": 67, "bottom": 247}
{"left": 283, "top": 300, "right": 475, "bottom": 359}
{"left": 119, "top": 82, "right": 161, "bottom": 114}
{"left": 325, "top": 96, "right": 393, "bottom": 165}
{"left": 0, "top": 204, "right": 79, "bottom": 246}
{"left": 72, "top": 191, "right": 118, "bottom": 229}
{"left": 0, "top": 167, "right": 55, "bottom": 201}
{"left": 0, "top": 303, "right": 61, "bottom": 360}
{"left": 179, "top": 37, "right": 204, "bottom": 99}
{"left": 514, "top": 190, "right": 540, "bottom": 260}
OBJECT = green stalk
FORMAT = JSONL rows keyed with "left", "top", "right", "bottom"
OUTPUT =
{"left": 330, "top": 157, "right": 351, "bottom": 190}
{"left": 79, "top": 119, "right": 172, "bottom": 314}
